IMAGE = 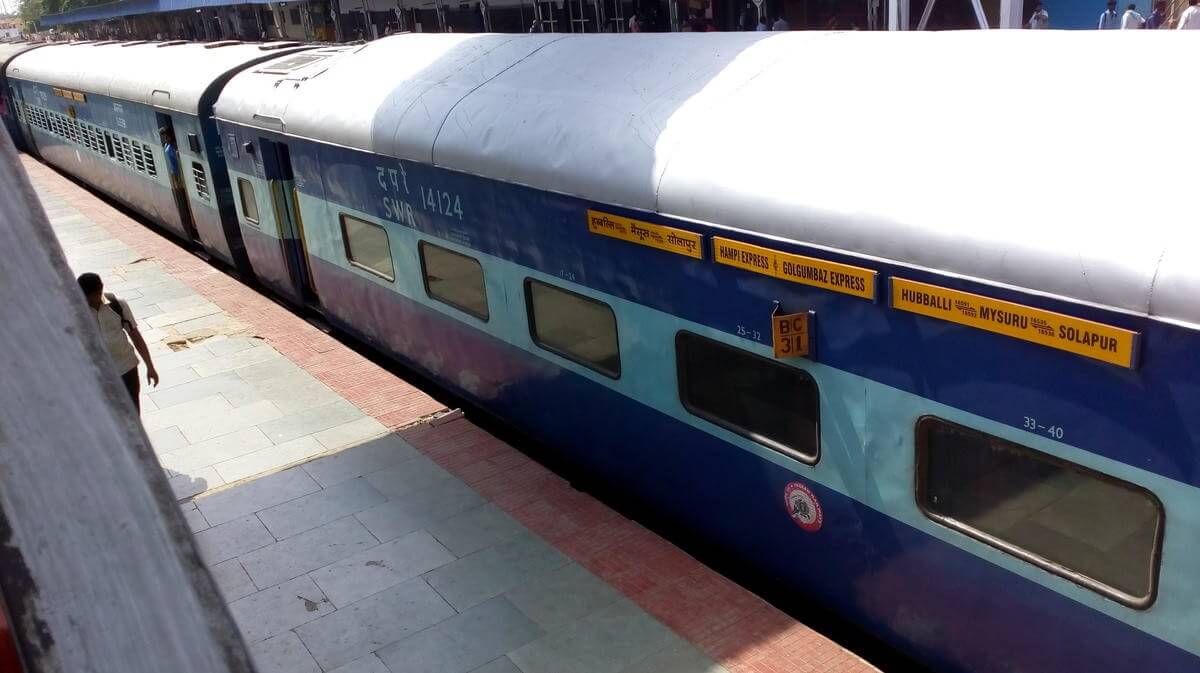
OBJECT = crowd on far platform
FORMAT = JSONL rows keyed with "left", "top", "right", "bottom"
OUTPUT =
{"left": 1028, "top": 0, "right": 1200, "bottom": 27}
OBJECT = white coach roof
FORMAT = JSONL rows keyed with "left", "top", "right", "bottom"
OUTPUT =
{"left": 215, "top": 32, "right": 1200, "bottom": 329}
{"left": 7, "top": 41, "right": 311, "bottom": 114}
{"left": 0, "top": 42, "right": 44, "bottom": 70}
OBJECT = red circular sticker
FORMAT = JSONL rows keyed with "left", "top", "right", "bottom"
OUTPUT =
{"left": 783, "top": 481, "right": 823, "bottom": 532}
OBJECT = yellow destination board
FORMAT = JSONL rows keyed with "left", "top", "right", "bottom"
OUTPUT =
{"left": 587, "top": 210, "right": 703, "bottom": 259}
{"left": 772, "top": 311, "right": 811, "bottom": 358}
{"left": 890, "top": 278, "right": 1140, "bottom": 368}
{"left": 712, "top": 237, "right": 877, "bottom": 301}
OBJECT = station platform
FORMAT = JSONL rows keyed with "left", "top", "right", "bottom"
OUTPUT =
{"left": 23, "top": 154, "right": 882, "bottom": 673}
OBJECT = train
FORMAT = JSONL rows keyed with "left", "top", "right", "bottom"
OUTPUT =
{"left": 2, "top": 32, "right": 1198, "bottom": 673}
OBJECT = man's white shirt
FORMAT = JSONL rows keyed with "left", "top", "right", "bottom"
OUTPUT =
{"left": 1179, "top": 4, "right": 1200, "bottom": 27}
{"left": 1122, "top": 9, "right": 1145, "bottom": 27}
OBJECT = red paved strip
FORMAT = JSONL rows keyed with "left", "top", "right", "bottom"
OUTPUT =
{"left": 401, "top": 422, "right": 879, "bottom": 673}
{"left": 26, "top": 155, "right": 879, "bottom": 673}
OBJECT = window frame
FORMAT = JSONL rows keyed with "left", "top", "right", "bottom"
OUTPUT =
{"left": 338, "top": 213, "right": 395, "bottom": 282}
{"left": 418, "top": 240, "right": 489, "bottom": 322}
{"left": 192, "top": 162, "right": 209, "bottom": 200}
{"left": 237, "top": 178, "right": 260, "bottom": 226}
{"left": 524, "top": 278, "right": 621, "bottom": 379}
{"left": 675, "top": 330, "right": 821, "bottom": 465}
{"left": 914, "top": 415, "right": 1165, "bottom": 609}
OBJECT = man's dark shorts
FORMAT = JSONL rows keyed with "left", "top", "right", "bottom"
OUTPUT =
{"left": 121, "top": 367, "right": 140, "bottom": 412}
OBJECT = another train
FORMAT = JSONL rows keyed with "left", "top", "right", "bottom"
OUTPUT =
{"left": 3, "top": 33, "right": 1197, "bottom": 673}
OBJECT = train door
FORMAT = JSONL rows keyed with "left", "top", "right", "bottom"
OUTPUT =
{"left": 155, "top": 112, "right": 201, "bottom": 243}
{"left": 259, "top": 137, "right": 320, "bottom": 309}
{"left": 9, "top": 84, "right": 35, "bottom": 153}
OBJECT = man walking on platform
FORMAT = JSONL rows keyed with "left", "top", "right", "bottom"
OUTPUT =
{"left": 1099, "top": 0, "right": 1121, "bottom": 27}
{"left": 77, "top": 273, "right": 159, "bottom": 411}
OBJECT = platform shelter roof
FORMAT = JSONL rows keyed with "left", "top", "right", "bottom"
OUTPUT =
{"left": 39, "top": 0, "right": 277, "bottom": 28}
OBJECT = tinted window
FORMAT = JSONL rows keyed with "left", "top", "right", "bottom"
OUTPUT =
{"left": 238, "top": 178, "right": 259, "bottom": 224}
{"left": 525, "top": 279, "right": 619, "bottom": 378}
{"left": 676, "top": 332, "right": 819, "bottom": 464}
{"left": 420, "top": 241, "right": 488, "bottom": 320}
{"left": 340, "top": 214, "right": 394, "bottom": 281}
{"left": 917, "top": 417, "right": 1163, "bottom": 607}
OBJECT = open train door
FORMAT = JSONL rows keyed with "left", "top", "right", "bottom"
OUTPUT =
{"left": 8, "top": 84, "right": 36, "bottom": 154}
{"left": 258, "top": 137, "right": 320, "bottom": 310}
{"left": 155, "top": 111, "right": 203, "bottom": 244}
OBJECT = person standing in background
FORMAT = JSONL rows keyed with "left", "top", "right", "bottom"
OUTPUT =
{"left": 1028, "top": 2, "right": 1050, "bottom": 27}
{"left": 1099, "top": 0, "right": 1121, "bottom": 27}
{"left": 1121, "top": 3, "right": 1146, "bottom": 26}
{"left": 756, "top": 14, "right": 768, "bottom": 29}
{"left": 1178, "top": 0, "right": 1200, "bottom": 27}
{"left": 737, "top": 2, "right": 754, "bottom": 29}
{"left": 1146, "top": 1, "right": 1168, "bottom": 27}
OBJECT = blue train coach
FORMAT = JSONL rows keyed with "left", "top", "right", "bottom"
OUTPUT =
{"left": 12, "top": 31, "right": 1200, "bottom": 673}
{"left": 3, "top": 39, "right": 310, "bottom": 267}
{"left": 0, "top": 41, "right": 46, "bottom": 153}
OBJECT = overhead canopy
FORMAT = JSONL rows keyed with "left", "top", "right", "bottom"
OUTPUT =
{"left": 215, "top": 31, "right": 1200, "bottom": 329}
{"left": 39, "top": 0, "right": 276, "bottom": 28}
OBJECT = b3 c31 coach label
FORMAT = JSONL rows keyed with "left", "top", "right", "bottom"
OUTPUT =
{"left": 587, "top": 210, "right": 703, "bottom": 259}
{"left": 712, "top": 237, "right": 877, "bottom": 301}
{"left": 890, "top": 278, "right": 1140, "bottom": 368}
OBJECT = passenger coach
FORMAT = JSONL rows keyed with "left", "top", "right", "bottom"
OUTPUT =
{"left": 11, "top": 32, "right": 1200, "bottom": 673}
{"left": 0, "top": 41, "right": 45, "bottom": 153}
{"left": 4, "top": 39, "right": 311, "bottom": 268}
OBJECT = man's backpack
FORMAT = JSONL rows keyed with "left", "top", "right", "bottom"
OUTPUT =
{"left": 104, "top": 292, "right": 132, "bottom": 329}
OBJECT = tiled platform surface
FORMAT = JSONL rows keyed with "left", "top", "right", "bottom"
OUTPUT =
{"left": 25, "top": 154, "right": 880, "bottom": 673}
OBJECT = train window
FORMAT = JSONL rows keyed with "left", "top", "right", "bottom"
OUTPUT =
{"left": 104, "top": 131, "right": 114, "bottom": 158}
{"left": 192, "top": 163, "right": 209, "bottom": 200}
{"left": 916, "top": 417, "right": 1163, "bottom": 608}
{"left": 339, "top": 214, "right": 394, "bottom": 281}
{"left": 676, "top": 332, "right": 819, "bottom": 464}
{"left": 121, "top": 137, "right": 134, "bottom": 168}
{"left": 132, "top": 140, "right": 146, "bottom": 172}
{"left": 524, "top": 279, "right": 620, "bottom": 378}
{"left": 144, "top": 146, "right": 156, "bottom": 176}
{"left": 419, "top": 241, "right": 488, "bottom": 321}
{"left": 237, "top": 178, "right": 260, "bottom": 225}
